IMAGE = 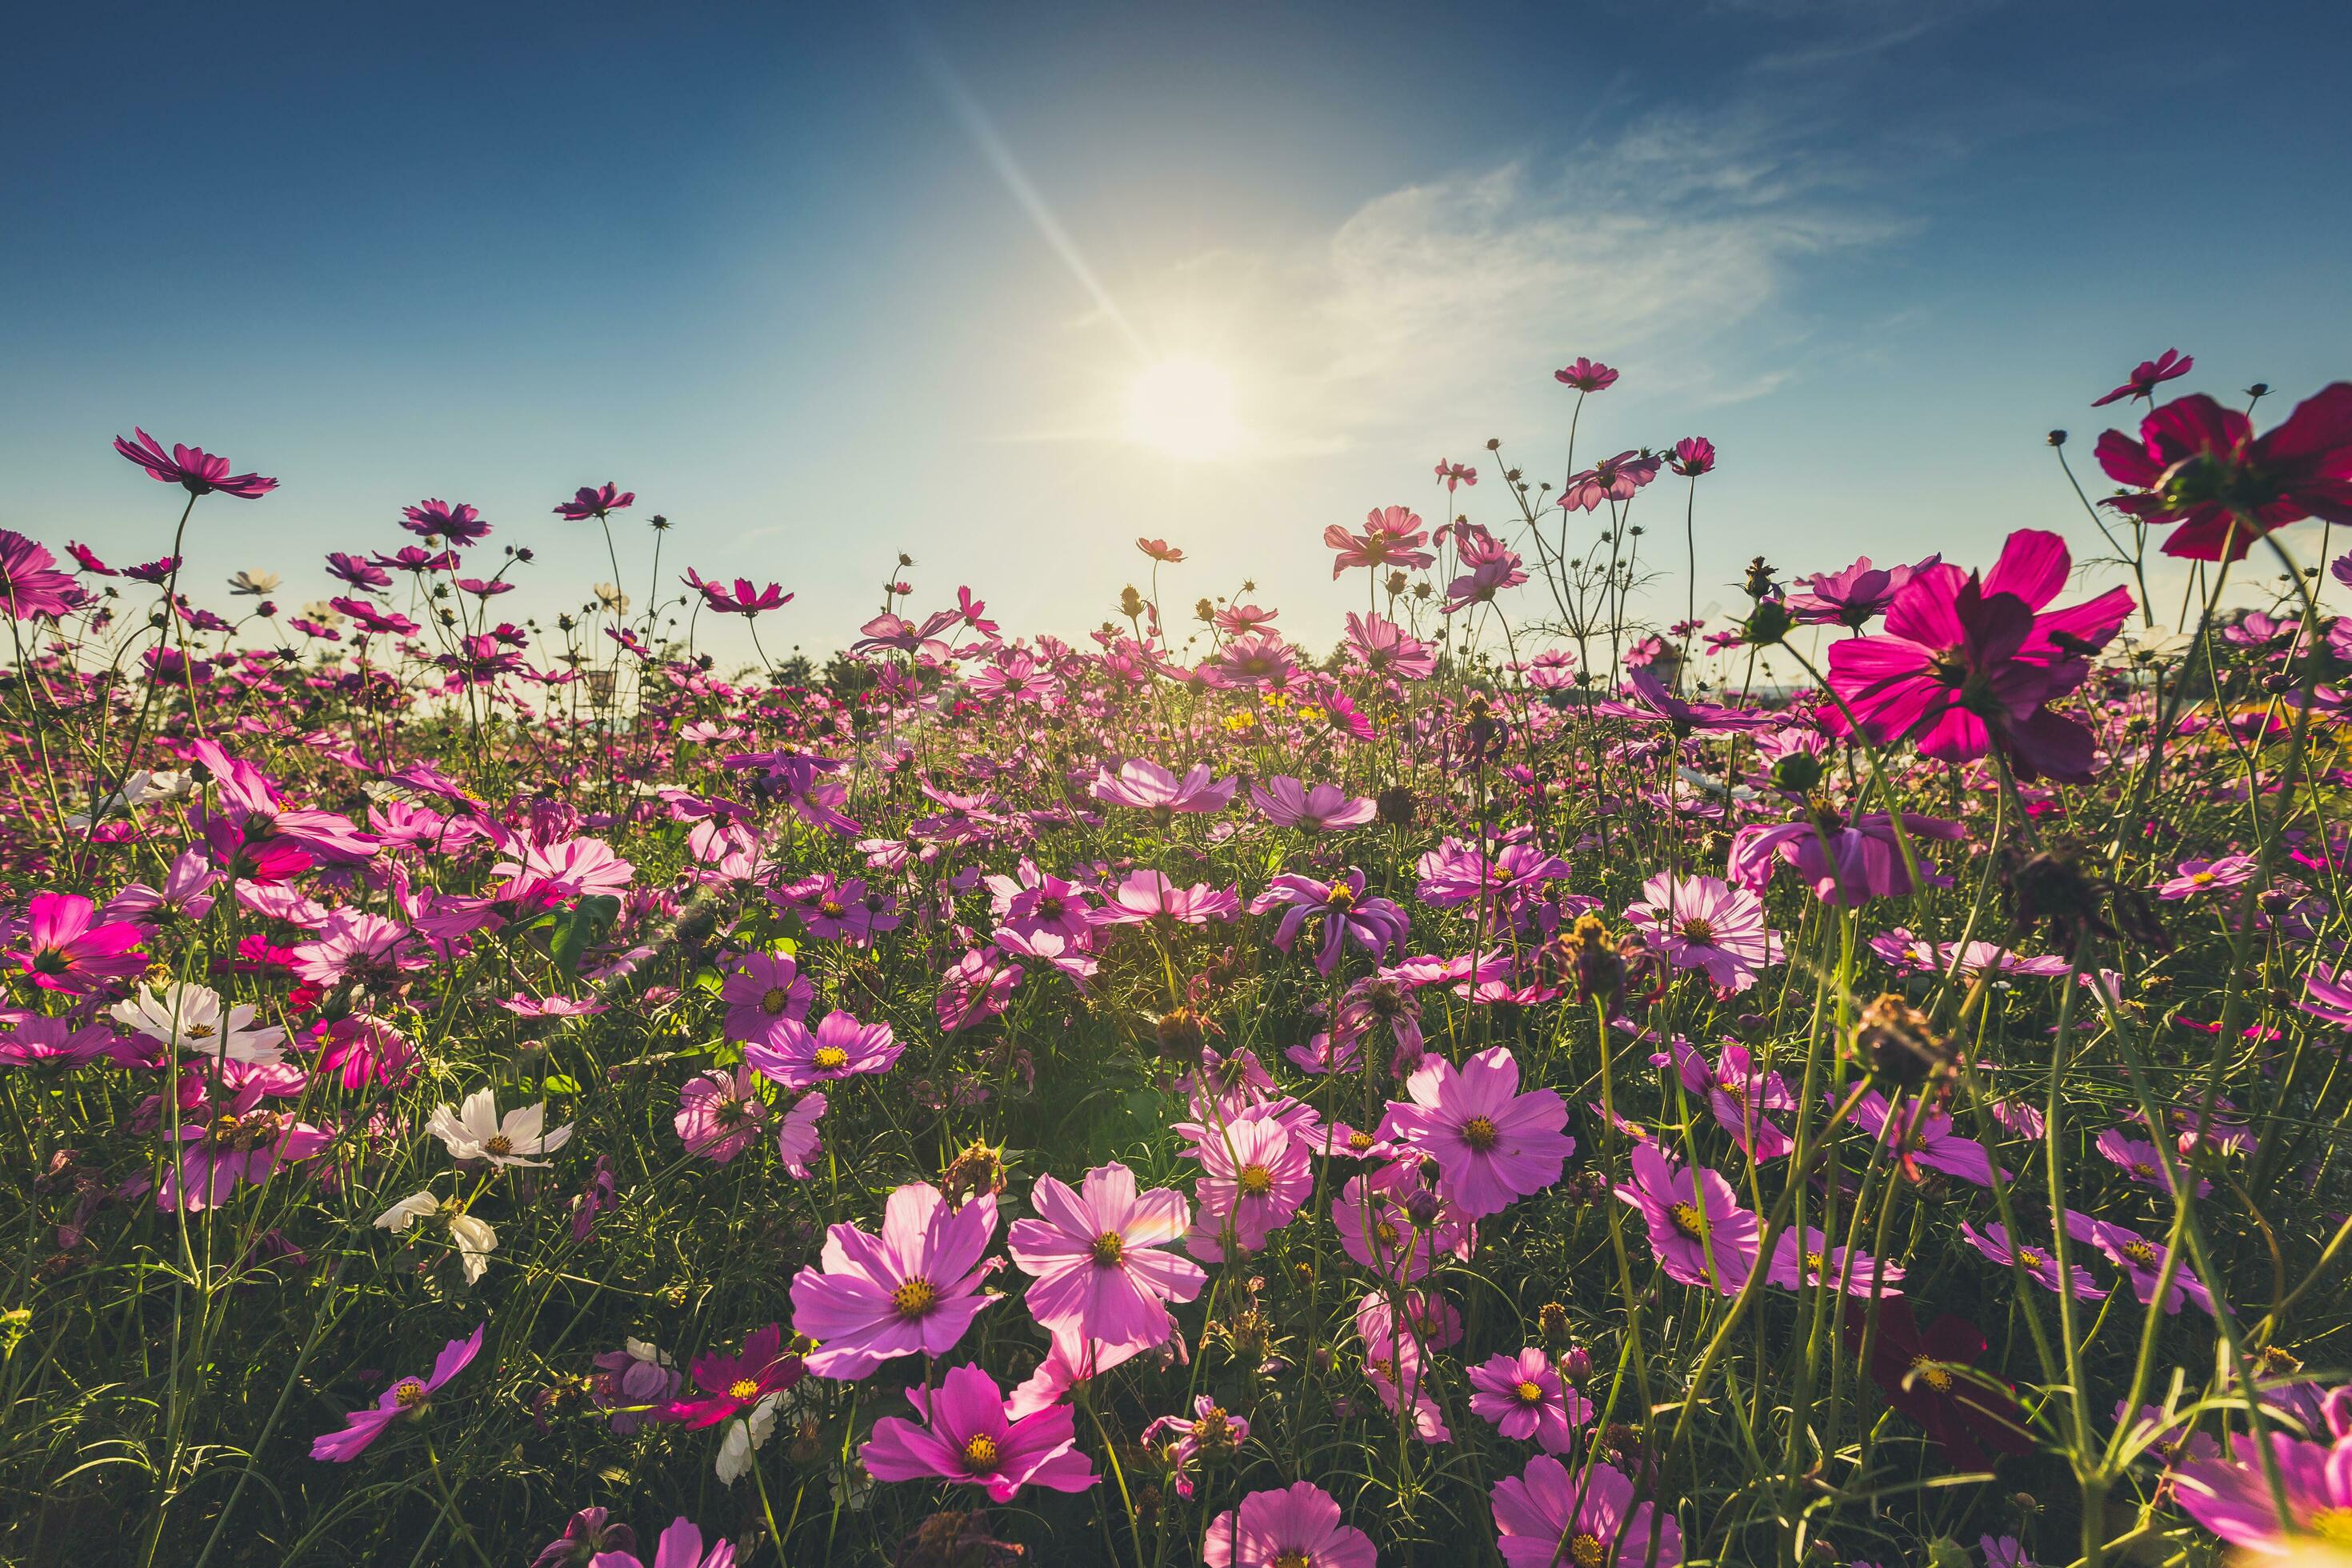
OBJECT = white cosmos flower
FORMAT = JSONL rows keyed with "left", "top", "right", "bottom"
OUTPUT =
{"left": 425, "top": 1086, "right": 573, "bottom": 1167}
{"left": 67, "top": 770, "right": 196, "bottom": 830}
{"left": 110, "top": 982, "right": 286, "bottom": 1064}
{"left": 374, "top": 1190, "right": 498, "bottom": 1284}
{"left": 716, "top": 1390, "right": 788, "bottom": 1485}
{"left": 228, "top": 570, "right": 281, "bottom": 596}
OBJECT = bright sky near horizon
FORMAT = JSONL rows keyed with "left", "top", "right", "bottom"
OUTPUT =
{"left": 6, "top": 0, "right": 2349, "bottom": 667}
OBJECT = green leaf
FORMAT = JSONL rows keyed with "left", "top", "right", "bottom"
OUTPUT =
{"left": 551, "top": 894, "right": 622, "bottom": 981}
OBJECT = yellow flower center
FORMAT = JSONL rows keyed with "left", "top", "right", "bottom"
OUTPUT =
{"left": 186, "top": 1022, "right": 217, "bottom": 1039}
{"left": 1910, "top": 1354, "right": 1954, "bottom": 1392}
{"left": 811, "top": 1046, "right": 850, "bottom": 1071}
{"left": 392, "top": 1378, "right": 429, "bottom": 1409}
{"left": 483, "top": 1134, "right": 514, "bottom": 1157}
{"left": 2017, "top": 1247, "right": 2047, "bottom": 1270}
{"left": 1462, "top": 1115, "right": 1499, "bottom": 1151}
{"left": 2190, "top": 871, "right": 2214, "bottom": 885}
{"left": 1374, "top": 1221, "right": 1400, "bottom": 1246}
{"left": 819, "top": 899, "right": 846, "bottom": 918}
{"left": 729, "top": 1378, "right": 761, "bottom": 1401}
{"left": 1670, "top": 1202, "right": 1707, "bottom": 1240}
{"left": 962, "top": 1434, "right": 1000, "bottom": 1472}
{"left": 761, "top": 986, "right": 789, "bottom": 1014}
{"left": 2132, "top": 1162, "right": 2158, "bottom": 1179}
{"left": 1326, "top": 886, "right": 1357, "bottom": 913}
{"left": 1274, "top": 1553, "right": 1314, "bottom": 1568}
{"left": 1347, "top": 1130, "right": 1374, "bottom": 1152}
{"left": 1571, "top": 1533, "right": 1609, "bottom": 1568}
{"left": 1677, "top": 917, "right": 1716, "bottom": 943}
{"left": 2122, "top": 1241, "right": 2158, "bottom": 1266}
{"left": 1091, "top": 1232, "right": 1126, "bottom": 1266}
{"left": 1238, "top": 1164, "right": 1274, "bottom": 1198}
{"left": 2308, "top": 1508, "right": 2352, "bottom": 1544}
{"left": 1514, "top": 1379, "right": 1546, "bottom": 1406}
{"left": 1805, "top": 1250, "right": 1831, "bottom": 1274}
{"left": 891, "top": 1278, "right": 938, "bottom": 1318}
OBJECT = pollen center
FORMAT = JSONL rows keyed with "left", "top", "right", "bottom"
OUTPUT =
{"left": 1461, "top": 1115, "right": 1499, "bottom": 1150}
{"left": 761, "top": 986, "right": 789, "bottom": 1014}
{"left": 891, "top": 1277, "right": 938, "bottom": 1318}
{"left": 1670, "top": 1202, "right": 1707, "bottom": 1239}
{"left": 483, "top": 1134, "right": 514, "bottom": 1156}
{"left": 1238, "top": 1164, "right": 1274, "bottom": 1197}
{"left": 962, "top": 1434, "right": 1001, "bottom": 1471}
{"left": 1677, "top": 917, "right": 1716, "bottom": 943}
{"left": 1514, "top": 1379, "right": 1545, "bottom": 1406}
{"left": 1571, "top": 1534, "right": 1608, "bottom": 1568}
{"left": 812, "top": 1046, "right": 850, "bottom": 1071}
{"left": 728, "top": 1378, "right": 761, "bottom": 1401}
{"left": 392, "top": 1378, "right": 428, "bottom": 1409}
{"left": 2122, "top": 1240, "right": 2158, "bottom": 1266}
{"left": 1090, "top": 1231, "right": 1126, "bottom": 1266}
{"left": 1910, "top": 1354, "right": 1954, "bottom": 1392}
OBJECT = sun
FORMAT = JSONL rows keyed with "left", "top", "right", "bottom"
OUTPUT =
{"left": 1124, "top": 356, "right": 1242, "bottom": 461}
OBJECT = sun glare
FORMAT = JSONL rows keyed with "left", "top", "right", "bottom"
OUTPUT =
{"left": 1124, "top": 357, "right": 1242, "bottom": 461}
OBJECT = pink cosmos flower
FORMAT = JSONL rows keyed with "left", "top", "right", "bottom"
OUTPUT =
{"left": 1625, "top": 873, "right": 1782, "bottom": 993}
{"left": 1850, "top": 1090, "right": 2008, "bottom": 1186}
{"left": 2094, "top": 1126, "right": 2210, "bottom": 1196}
{"left": 985, "top": 862, "right": 1097, "bottom": 942}
{"left": 1007, "top": 1162, "right": 1205, "bottom": 1351}
{"left": 1468, "top": 1347, "right": 1593, "bottom": 1452}
{"left": 1615, "top": 1142, "right": 1760, "bottom": 1294}
{"left": 1378, "top": 1046, "right": 1574, "bottom": 1218}
{"left": 1442, "top": 525, "right": 1529, "bottom": 613}
{"left": 310, "top": 1325, "right": 484, "bottom": 1461}
{"left": 2085, "top": 1218, "right": 2214, "bottom": 1318}
{"left": 1203, "top": 1481, "right": 1375, "bottom": 1568}
{"left": 788, "top": 1183, "right": 999, "bottom": 1379}
{"left": 553, "top": 482, "right": 634, "bottom": 521}
{"left": 1137, "top": 537, "right": 1186, "bottom": 562}
{"left": 659, "top": 1322, "right": 805, "bottom": 1429}
{"left": 2172, "top": 1430, "right": 2352, "bottom": 1555}
{"left": 1344, "top": 610, "right": 1436, "bottom": 681}
{"left": 0, "top": 532, "right": 82, "bottom": 619}
{"left": 719, "top": 951, "right": 812, "bottom": 1044}
{"left": 1599, "top": 666, "right": 1779, "bottom": 736}
{"left": 935, "top": 946, "right": 1024, "bottom": 1033}
{"left": 588, "top": 1343, "right": 682, "bottom": 1438}
{"left": 1786, "top": 555, "right": 1943, "bottom": 630}
{"left": 1554, "top": 358, "right": 1619, "bottom": 393}
{"left": 2156, "top": 855, "right": 2258, "bottom": 900}
{"left": 1766, "top": 1225, "right": 1903, "bottom": 1297}
{"left": 582, "top": 1517, "right": 735, "bottom": 1568}
{"left": 1658, "top": 1037, "right": 1794, "bottom": 1159}
{"left": 1250, "top": 869, "right": 1411, "bottom": 974}
{"left": 162, "top": 1079, "right": 332, "bottom": 1210}
{"left": 1491, "top": 1455, "right": 1682, "bottom": 1568}
{"left": 773, "top": 1090, "right": 826, "bottom": 1179}
{"left": 2091, "top": 348, "right": 2193, "bottom": 406}
{"left": 1333, "top": 1163, "right": 1472, "bottom": 1281}
{"left": 398, "top": 498, "right": 490, "bottom": 542}
{"left": 744, "top": 1010, "right": 901, "bottom": 1090}
{"left": 2095, "top": 382, "right": 2352, "bottom": 560}
{"left": 490, "top": 835, "right": 635, "bottom": 906}
{"left": 1250, "top": 778, "right": 1376, "bottom": 832}
{"left": 1561, "top": 450, "right": 1661, "bottom": 512}
{"left": 1729, "top": 805, "right": 1964, "bottom": 906}
{"left": 1826, "top": 528, "right": 2134, "bottom": 781}
{"left": 1090, "top": 758, "right": 1237, "bottom": 814}
{"left": 1094, "top": 870, "right": 1242, "bottom": 928}
{"left": 684, "top": 570, "right": 791, "bottom": 617}
{"left": 13, "top": 892, "right": 147, "bottom": 994}
{"left": 1958, "top": 1220, "right": 2105, "bottom": 1300}
{"left": 1323, "top": 506, "right": 1434, "bottom": 578}
{"left": 862, "top": 1362, "right": 1098, "bottom": 1503}
{"left": 1434, "top": 458, "right": 1479, "bottom": 491}
{"left": 114, "top": 428, "right": 278, "bottom": 498}
{"left": 674, "top": 1063, "right": 768, "bottom": 1163}
{"left": 1176, "top": 1109, "right": 1312, "bottom": 1260}
{"left": 1668, "top": 435, "right": 1717, "bottom": 476}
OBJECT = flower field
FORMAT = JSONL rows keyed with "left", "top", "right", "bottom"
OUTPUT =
{"left": 6, "top": 353, "right": 2352, "bottom": 1567}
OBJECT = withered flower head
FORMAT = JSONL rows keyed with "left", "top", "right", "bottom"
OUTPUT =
{"left": 1851, "top": 992, "right": 1960, "bottom": 1089}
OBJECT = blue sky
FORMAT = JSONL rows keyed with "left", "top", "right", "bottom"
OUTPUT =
{"left": 6, "top": 0, "right": 2347, "bottom": 664}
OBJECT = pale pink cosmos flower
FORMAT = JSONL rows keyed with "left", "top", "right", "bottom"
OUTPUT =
{"left": 773, "top": 1090, "right": 826, "bottom": 1179}
{"left": 2095, "top": 1126, "right": 2210, "bottom": 1196}
{"left": 1378, "top": 1046, "right": 1574, "bottom": 1218}
{"left": 2172, "top": 1430, "right": 2352, "bottom": 1556}
{"left": 1007, "top": 1163, "right": 1205, "bottom": 1351}
{"left": 1250, "top": 777, "right": 1376, "bottom": 832}
{"left": 1090, "top": 758, "right": 1237, "bottom": 814}
{"left": 1094, "top": 870, "right": 1242, "bottom": 928}
{"left": 674, "top": 1063, "right": 767, "bottom": 1163}
{"left": 744, "top": 1010, "right": 901, "bottom": 1090}
{"left": 1332, "top": 1163, "right": 1472, "bottom": 1282}
{"left": 1203, "top": 1481, "right": 1375, "bottom": 1568}
{"left": 1765, "top": 1226, "right": 1903, "bottom": 1297}
{"left": 1491, "top": 1455, "right": 1682, "bottom": 1568}
{"left": 310, "top": 1325, "right": 484, "bottom": 1462}
{"left": 1624, "top": 873, "right": 1782, "bottom": 994}
{"left": 1174, "top": 1109, "right": 1312, "bottom": 1261}
{"left": 787, "top": 1182, "right": 999, "bottom": 1379}
{"left": 1322, "top": 506, "right": 1434, "bottom": 578}
{"left": 1614, "top": 1142, "right": 1760, "bottom": 1295}
{"left": 1468, "top": 1347, "right": 1593, "bottom": 1452}
{"left": 1958, "top": 1220, "right": 2105, "bottom": 1300}
{"left": 1354, "top": 1291, "right": 1450, "bottom": 1442}
{"left": 2156, "top": 854, "right": 2258, "bottom": 900}
{"left": 860, "top": 1362, "right": 1097, "bottom": 1503}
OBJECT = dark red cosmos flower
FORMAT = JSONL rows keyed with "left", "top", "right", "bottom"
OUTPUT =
{"left": 1667, "top": 436, "right": 1716, "bottom": 477}
{"left": 113, "top": 429, "right": 278, "bottom": 498}
{"left": 553, "top": 482, "right": 634, "bottom": 522}
{"left": 659, "top": 1322, "right": 804, "bottom": 1429}
{"left": 1843, "top": 1298, "right": 2033, "bottom": 1469}
{"left": 2090, "top": 348, "right": 2193, "bottom": 407}
{"left": 683, "top": 569, "right": 792, "bottom": 617}
{"left": 2095, "top": 384, "right": 2352, "bottom": 561}
{"left": 1554, "top": 356, "right": 1619, "bottom": 393}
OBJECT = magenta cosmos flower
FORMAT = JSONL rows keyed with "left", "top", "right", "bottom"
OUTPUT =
{"left": 1090, "top": 758, "right": 1237, "bottom": 814}
{"left": 1250, "top": 777, "right": 1376, "bottom": 832}
{"left": 660, "top": 1322, "right": 805, "bottom": 1429}
{"left": 13, "top": 892, "right": 147, "bottom": 994}
{"left": 1250, "top": 869, "right": 1410, "bottom": 975}
{"left": 719, "top": 951, "right": 812, "bottom": 1044}
{"left": 1766, "top": 1225, "right": 1903, "bottom": 1297}
{"left": 684, "top": 569, "right": 791, "bottom": 617}
{"left": 862, "top": 1362, "right": 1097, "bottom": 1503}
{"left": 1958, "top": 1220, "right": 2105, "bottom": 1300}
{"left": 1378, "top": 1046, "right": 1574, "bottom": 1219}
{"left": 1729, "top": 804, "right": 1964, "bottom": 907}
{"left": 1669, "top": 435, "right": 1716, "bottom": 476}
{"left": 1323, "top": 505, "right": 1434, "bottom": 578}
{"left": 1094, "top": 870, "right": 1242, "bottom": 928}
{"left": 1007, "top": 1162, "right": 1205, "bottom": 1351}
{"left": 1176, "top": 1108, "right": 1312, "bottom": 1260}
{"left": 553, "top": 482, "right": 634, "bottom": 520}
{"left": 1625, "top": 873, "right": 1782, "bottom": 993}
{"left": 114, "top": 428, "right": 278, "bottom": 498}
{"left": 1333, "top": 1163, "right": 1472, "bottom": 1281}
{"left": 674, "top": 1063, "right": 768, "bottom": 1163}
{"left": 2090, "top": 348, "right": 2193, "bottom": 406}
{"left": 788, "top": 1182, "right": 999, "bottom": 1379}
{"left": 2096, "top": 382, "right": 2352, "bottom": 560}
{"left": 1469, "top": 1347, "right": 1594, "bottom": 1453}
{"left": 311, "top": 1324, "right": 484, "bottom": 1461}
{"left": 164, "top": 1082, "right": 331, "bottom": 1210}
{"left": 1561, "top": 450, "right": 1661, "bottom": 513}
{"left": 1826, "top": 528, "right": 2134, "bottom": 782}
{"left": 1616, "top": 1142, "right": 1760, "bottom": 1294}
{"left": 1204, "top": 1481, "right": 1376, "bottom": 1568}
{"left": 1491, "top": 1455, "right": 1682, "bottom": 1568}
{"left": 0, "top": 532, "right": 82, "bottom": 619}
{"left": 1554, "top": 357, "right": 1619, "bottom": 393}
{"left": 2172, "top": 1430, "right": 2352, "bottom": 1556}
{"left": 744, "top": 1009, "right": 901, "bottom": 1090}
{"left": 1785, "top": 554, "right": 1942, "bottom": 630}
{"left": 2156, "top": 854, "right": 2257, "bottom": 900}
{"left": 399, "top": 498, "right": 490, "bottom": 542}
